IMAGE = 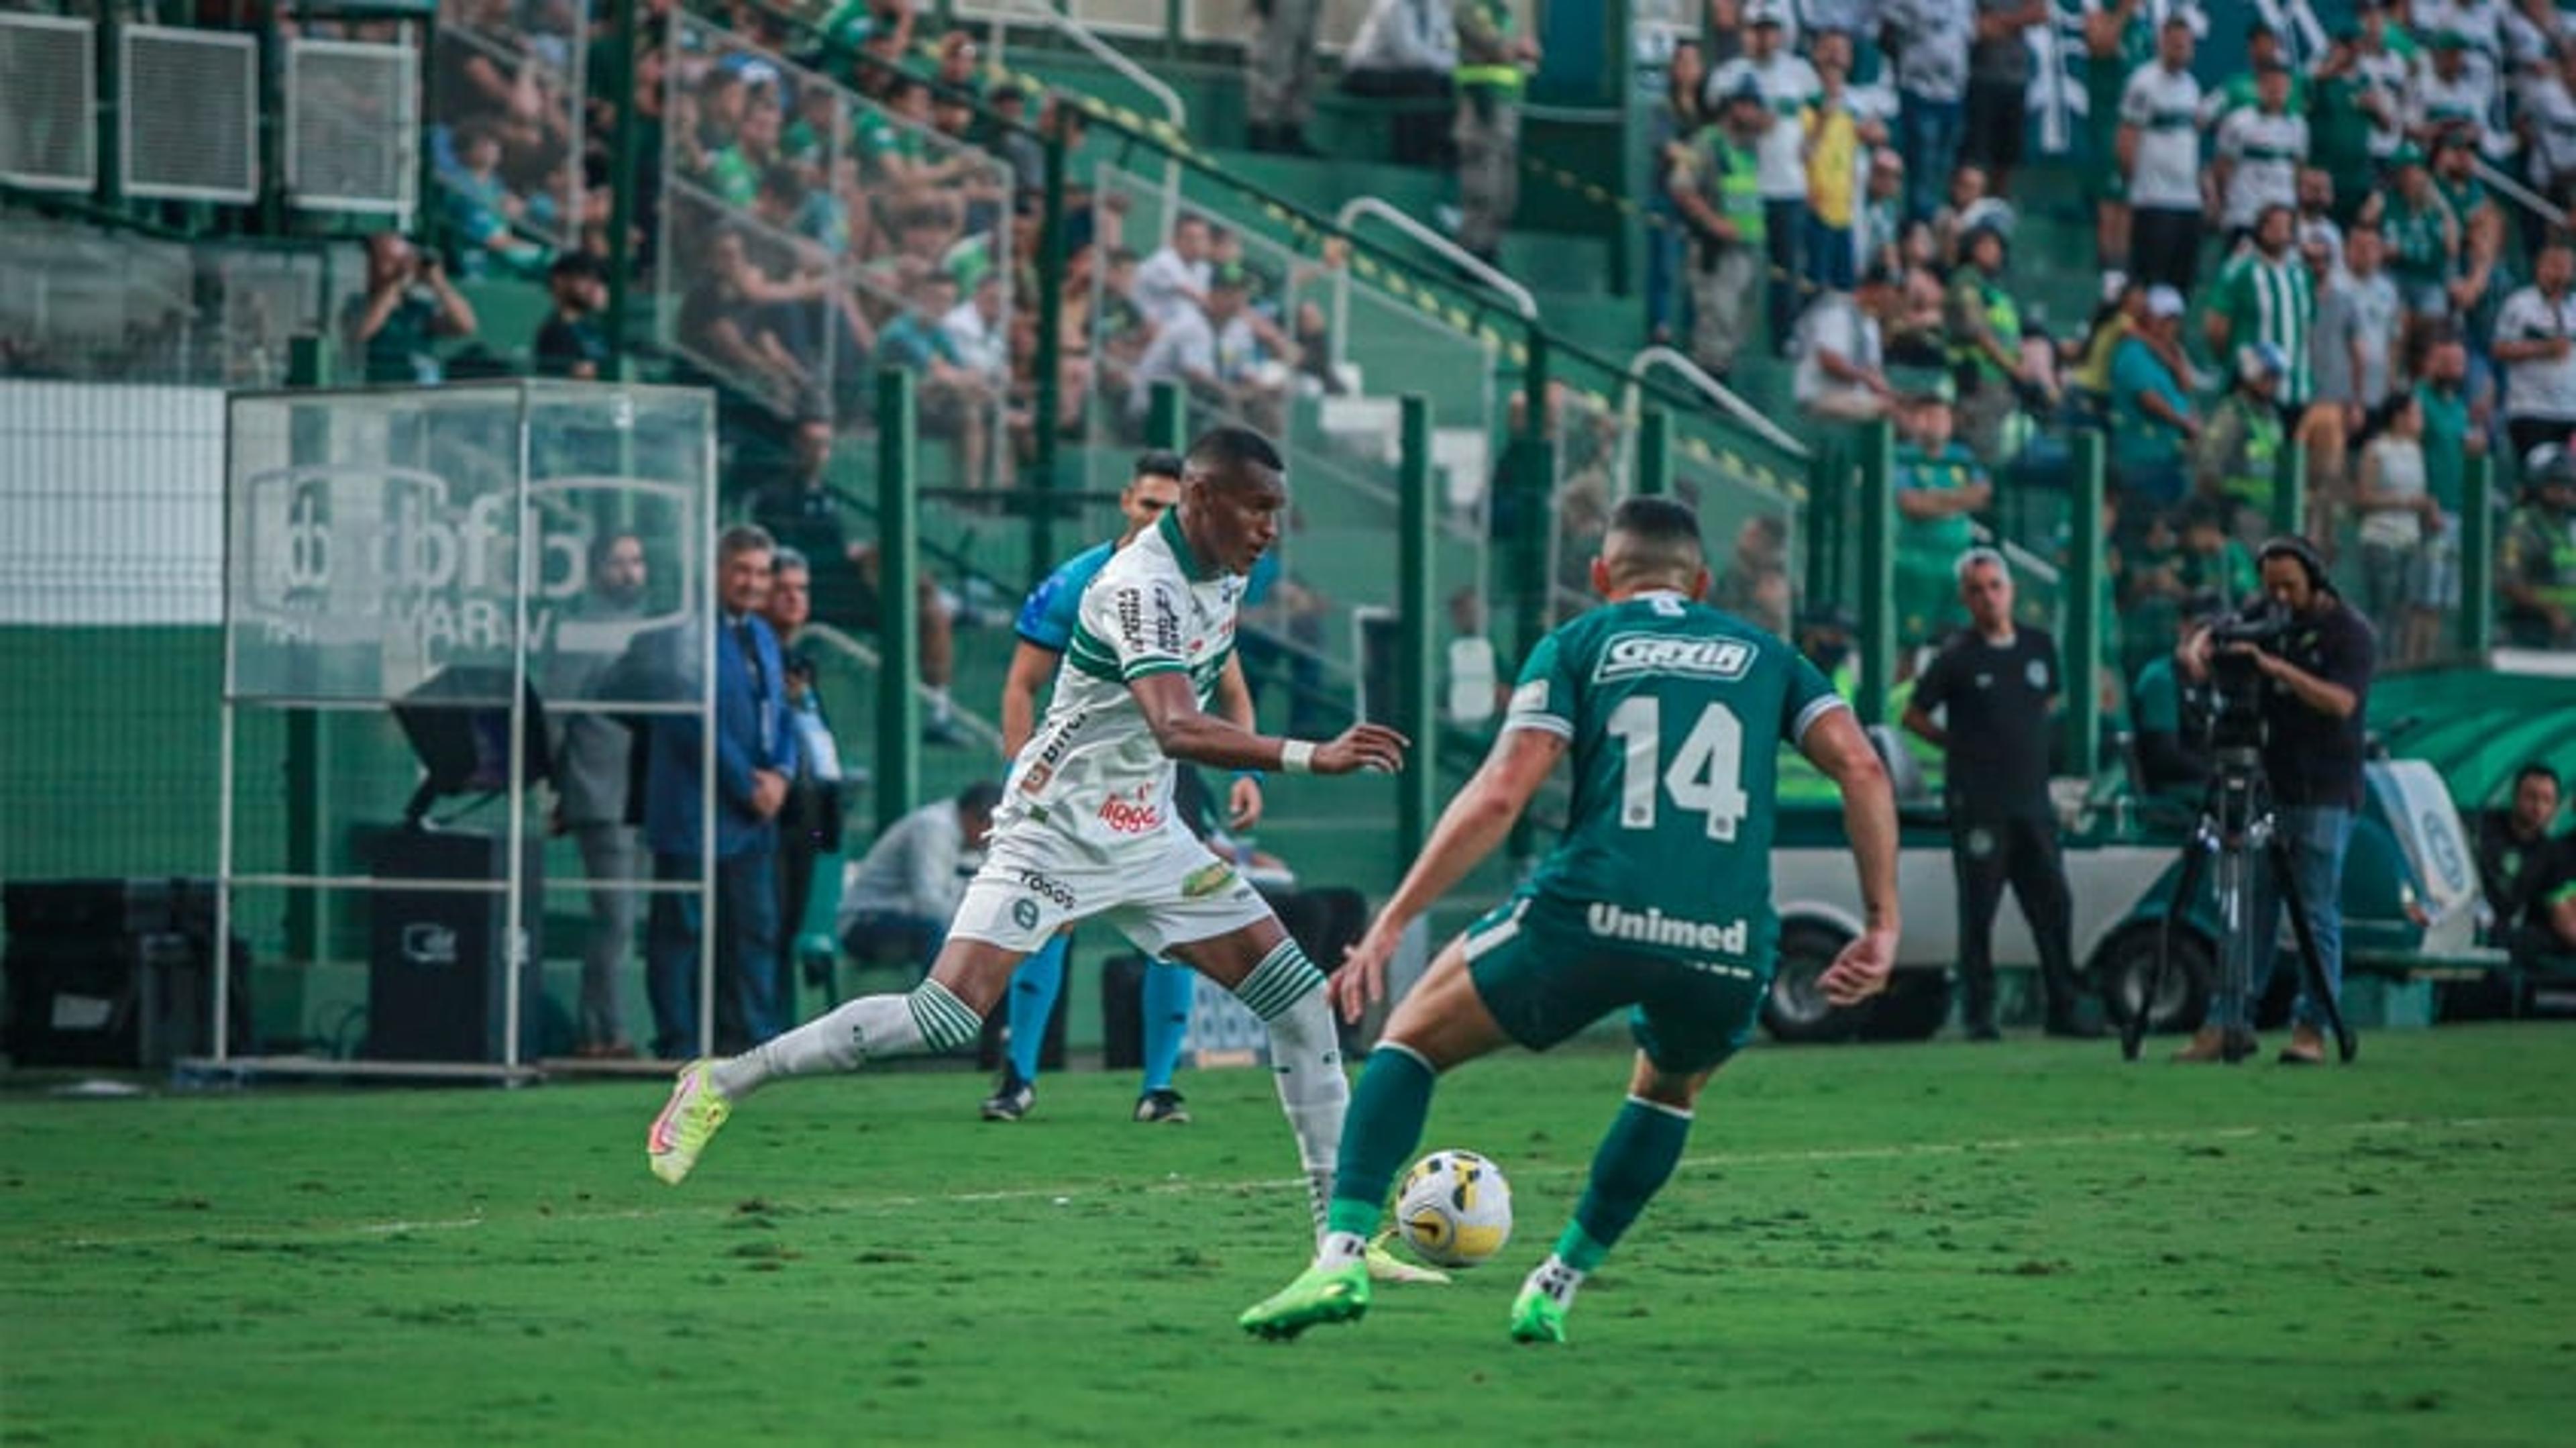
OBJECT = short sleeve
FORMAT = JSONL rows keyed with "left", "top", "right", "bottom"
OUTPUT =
{"left": 2316, "top": 611, "right": 2376, "bottom": 698}
{"left": 1913, "top": 645, "right": 1956, "bottom": 714}
{"left": 2119, "top": 70, "right": 2153, "bottom": 127}
{"left": 1780, "top": 650, "right": 1847, "bottom": 746}
{"left": 1077, "top": 568, "right": 1189, "bottom": 682}
{"left": 1015, "top": 568, "right": 1077, "bottom": 652}
{"left": 1501, "top": 632, "right": 1578, "bottom": 738}
{"left": 2217, "top": 111, "right": 2247, "bottom": 160}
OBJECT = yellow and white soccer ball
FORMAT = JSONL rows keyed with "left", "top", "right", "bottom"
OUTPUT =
{"left": 1394, "top": 1149, "right": 1513, "bottom": 1268}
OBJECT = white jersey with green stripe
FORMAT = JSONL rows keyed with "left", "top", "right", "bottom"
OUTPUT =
{"left": 996, "top": 507, "right": 1240, "bottom": 849}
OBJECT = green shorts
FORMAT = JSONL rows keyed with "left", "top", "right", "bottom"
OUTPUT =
{"left": 1462, "top": 890, "right": 1768, "bottom": 1075}
{"left": 2085, "top": 62, "right": 2127, "bottom": 204}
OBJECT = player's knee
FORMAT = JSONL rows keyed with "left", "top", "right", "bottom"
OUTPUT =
{"left": 1625, "top": 1053, "right": 1707, "bottom": 1110}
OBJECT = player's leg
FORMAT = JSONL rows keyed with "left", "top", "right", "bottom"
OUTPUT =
{"left": 1134, "top": 960, "right": 1195, "bottom": 1121}
{"left": 984, "top": 931, "right": 1069, "bottom": 1120}
{"left": 1949, "top": 823, "right": 2010, "bottom": 1038}
{"left": 1242, "top": 900, "right": 1576, "bottom": 1339}
{"left": 647, "top": 851, "right": 1057, "bottom": 1184}
{"left": 1509, "top": 967, "right": 1750, "bottom": 1344}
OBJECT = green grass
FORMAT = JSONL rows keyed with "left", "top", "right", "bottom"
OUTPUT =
{"left": 5, "top": 1027, "right": 2573, "bottom": 1445}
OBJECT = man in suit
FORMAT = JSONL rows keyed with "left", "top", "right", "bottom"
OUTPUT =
{"left": 547, "top": 530, "right": 651, "bottom": 1057}
{"left": 639, "top": 524, "right": 800, "bottom": 1058}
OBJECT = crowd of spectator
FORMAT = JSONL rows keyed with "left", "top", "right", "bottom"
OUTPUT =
{"left": 1670, "top": 1, "right": 2576, "bottom": 689}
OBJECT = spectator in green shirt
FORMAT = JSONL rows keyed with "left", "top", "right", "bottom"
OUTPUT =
{"left": 1893, "top": 385, "right": 1990, "bottom": 645}
{"left": 2108, "top": 285, "right": 2196, "bottom": 507}
{"left": 2416, "top": 333, "right": 2483, "bottom": 645}
{"left": 2306, "top": 25, "right": 2381, "bottom": 222}
{"left": 343, "top": 233, "right": 477, "bottom": 385}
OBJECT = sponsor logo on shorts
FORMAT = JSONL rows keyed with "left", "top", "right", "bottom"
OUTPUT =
{"left": 1181, "top": 862, "right": 1236, "bottom": 899}
{"left": 1591, "top": 633, "right": 1754, "bottom": 684}
{"left": 1096, "top": 784, "right": 1163, "bottom": 835}
{"left": 1010, "top": 898, "right": 1042, "bottom": 931}
{"left": 1016, "top": 869, "right": 1077, "bottom": 911}
{"left": 1585, "top": 902, "right": 1749, "bottom": 955}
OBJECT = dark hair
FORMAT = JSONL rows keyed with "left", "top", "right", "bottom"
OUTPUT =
{"left": 1605, "top": 495, "right": 1707, "bottom": 578}
{"left": 885, "top": 76, "right": 927, "bottom": 105}
{"left": 2515, "top": 761, "right": 2563, "bottom": 795}
{"left": 956, "top": 780, "right": 1004, "bottom": 817}
{"left": 718, "top": 523, "right": 776, "bottom": 562}
{"left": 1133, "top": 450, "right": 1185, "bottom": 481}
{"left": 1185, "top": 425, "right": 1285, "bottom": 479}
{"left": 771, "top": 544, "right": 810, "bottom": 576}
{"left": 2257, "top": 533, "right": 2330, "bottom": 592}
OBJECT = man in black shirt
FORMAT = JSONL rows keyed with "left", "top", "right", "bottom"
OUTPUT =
{"left": 2176, "top": 536, "right": 2375, "bottom": 1064}
{"left": 1905, "top": 548, "right": 2101, "bottom": 1039}
{"left": 2479, "top": 763, "right": 2567, "bottom": 950}
{"left": 534, "top": 253, "right": 610, "bottom": 380}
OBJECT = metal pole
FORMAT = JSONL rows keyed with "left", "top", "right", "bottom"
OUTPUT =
{"left": 2461, "top": 451, "right": 2496, "bottom": 659}
{"left": 1635, "top": 405, "right": 1670, "bottom": 498}
{"left": 283, "top": 340, "right": 326, "bottom": 966}
{"left": 1856, "top": 417, "right": 1896, "bottom": 729}
{"left": 2066, "top": 428, "right": 2106, "bottom": 780}
{"left": 697, "top": 387, "right": 720, "bottom": 1059}
{"left": 876, "top": 368, "right": 922, "bottom": 832}
{"left": 502, "top": 385, "right": 534, "bottom": 1070}
{"left": 604, "top": 0, "right": 641, "bottom": 376}
{"left": 1396, "top": 395, "right": 1436, "bottom": 872}
{"left": 2275, "top": 435, "right": 2307, "bottom": 540}
{"left": 1508, "top": 329, "right": 1554, "bottom": 863}
{"left": 1147, "top": 378, "right": 1187, "bottom": 452}
{"left": 1030, "top": 119, "right": 1068, "bottom": 572}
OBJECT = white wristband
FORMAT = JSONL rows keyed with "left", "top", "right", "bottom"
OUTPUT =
{"left": 1279, "top": 739, "right": 1317, "bottom": 774}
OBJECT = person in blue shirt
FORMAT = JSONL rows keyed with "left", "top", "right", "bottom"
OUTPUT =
{"left": 981, "top": 452, "right": 1267, "bottom": 1123}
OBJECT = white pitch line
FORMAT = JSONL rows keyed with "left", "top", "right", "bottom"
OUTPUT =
{"left": 35, "top": 1113, "right": 2569, "bottom": 1254}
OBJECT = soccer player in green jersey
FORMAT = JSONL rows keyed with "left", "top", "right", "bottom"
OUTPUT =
{"left": 1238, "top": 497, "right": 1901, "bottom": 1344}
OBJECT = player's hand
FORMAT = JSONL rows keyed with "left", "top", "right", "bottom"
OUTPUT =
{"left": 1310, "top": 723, "right": 1409, "bottom": 776}
{"left": 1330, "top": 923, "right": 1400, "bottom": 1023}
{"left": 1228, "top": 774, "right": 1265, "bottom": 830}
{"left": 1817, "top": 927, "right": 1897, "bottom": 1006}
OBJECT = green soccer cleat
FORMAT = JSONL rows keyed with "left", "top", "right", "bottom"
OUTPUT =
{"left": 1238, "top": 1260, "right": 1371, "bottom": 1340}
{"left": 1364, "top": 1233, "right": 1452, "bottom": 1286}
{"left": 1509, "top": 1285, "right": 1569, "bottom": 1345}
{"left": 646, "top": 1059, "right": 733, "bottom": 1185}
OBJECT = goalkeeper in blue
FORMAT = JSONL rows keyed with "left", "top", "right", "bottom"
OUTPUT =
{"left": 1239, "top": 497, "right": 1902, "bottom": 1343}
{"left": 980, "top": 452, "right": 1266, "bottom": 1125}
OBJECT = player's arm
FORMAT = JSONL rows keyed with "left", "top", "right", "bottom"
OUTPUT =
{"left": 1328, "top": 725, "right": 1568, "bottom": 1023}
{"left": 1126, "top": 670, "right": 1405, "bottom": 775}
{"left": 1214, "top": 653, "right": 1265, "bottom": 829}
{"left": 1800, "top": 706, "right": 1901, "bottom": 1004}
{"left": 998, "top": 639, "right": 1059, "bottom": 759}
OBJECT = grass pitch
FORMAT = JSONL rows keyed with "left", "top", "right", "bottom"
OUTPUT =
{"left": 5, "top": 1025, "right": 2572, "bottom": 1445}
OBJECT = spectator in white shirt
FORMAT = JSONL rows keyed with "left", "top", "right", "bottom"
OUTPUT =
{"left": 2121, "top": 14, "right": 2206, "bottom": 297}
{"left": 1794, "top": 264, "right": 1899, "bottom": 421}
{"left": 1706, "top": 4, "right": 1819, "bottom": 356}
{"left": 2214, "top": 60, "right": 2308, "bottom": 244}
{"left": 2494, "top": 240, "right": 2576, "bottom": 461}
{"left": 1129, "top": 215, "right": 1213, "bottom": 330}
{"left": 939, "top": 274, "right": 1010, "bottom": 382}
{"left": 839, "top": 782, "right": 1000, "bottom": 978}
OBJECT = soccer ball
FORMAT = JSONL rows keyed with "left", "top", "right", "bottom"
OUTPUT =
{"left": 1393, "top": 1149, "right": 1513, "bottom": 1268}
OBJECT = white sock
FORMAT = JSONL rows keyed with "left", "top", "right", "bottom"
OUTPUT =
{"left": 1238, "top": 941, "right": 1348, "bottom": 1245}
{"left": 709, "top": 980, "right": 981, "bottom": 1098}
{"left": 927, "top": 685, "right": 953, "bottom": 721}
{"left": 1525, "top": 1254, "right": 1585, "bottom": 1308}
{"left": 1317, "top": 1230, "right": 1369, "bottom": 1271}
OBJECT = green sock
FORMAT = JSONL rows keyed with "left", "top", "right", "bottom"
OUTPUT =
{"left": 1322, "top": 1043, "right": 1438, "bottom": 1239}
{"left": 1556, "top": 1096, "right": 1692, "bottom": 1272}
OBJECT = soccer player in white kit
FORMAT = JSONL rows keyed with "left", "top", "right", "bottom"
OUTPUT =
{"left": 647, "top": 427, "right": 1418, "bottom": 1259}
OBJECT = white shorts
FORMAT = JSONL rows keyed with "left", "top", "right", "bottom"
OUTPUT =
{"left": 948, "top": 817, "right": 1274, "bottom": 960}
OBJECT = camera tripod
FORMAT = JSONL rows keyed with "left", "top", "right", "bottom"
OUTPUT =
{"left": 2120, "top": 745, "right": 2359, "bottom": 1064}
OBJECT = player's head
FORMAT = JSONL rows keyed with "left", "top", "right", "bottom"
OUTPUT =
{"left": 718, "top": 523, "right": 775, "bottom": 617}
{"left": 956, "top": 780, "right": 1004, "bottom": 847}
{"left": 2512, "top": 762, "right": 2563, "bottom": 834}
{"left": 1955, "top": 546, "right": 2013, "bottom": 630}
{"left": 1120, "top": 450, "right": 1184, "bottom": 541}
{"left": 1179, "top": 426, "right": 1287, "bottom": 576}
{"left": 1591, "top": 496, "right": 1710, "bottom": 602}
{"left": 763, "top": 545, "right": 811, "bottom": 635}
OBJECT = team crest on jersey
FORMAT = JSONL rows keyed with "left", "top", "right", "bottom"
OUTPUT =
{"left": 2025, "top": 659, "right": 2048, "bottom": 690}
{"left": 1592, "top": 633, "right": 1755, "bottom": 683}
{"left": 1508, "top": 679, "right": 1549, "bottom": 715}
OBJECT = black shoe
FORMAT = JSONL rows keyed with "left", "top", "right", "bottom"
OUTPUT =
{"left": 981, "top": 1074, "right": 1035, "bottom": 1121}
{"left": 1132, "top": 1088, "right": 1191, "bottom": 1124}
{"left": 2044, "top": 1010, "right": 2107, "bottom": 1039}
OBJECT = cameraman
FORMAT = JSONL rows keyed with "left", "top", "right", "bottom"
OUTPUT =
{"left": 2176, "top": 537, "right": 2375, "bottom": 1065}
